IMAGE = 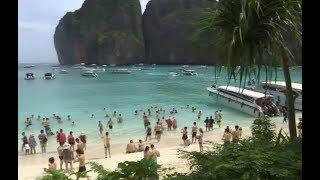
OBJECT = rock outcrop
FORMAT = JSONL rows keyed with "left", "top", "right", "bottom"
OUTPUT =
{"left": 142, "top": 0, "right": 218, "bottom": 65}
{"left": 54, "top": 0, "right": 145, "bottom": 65}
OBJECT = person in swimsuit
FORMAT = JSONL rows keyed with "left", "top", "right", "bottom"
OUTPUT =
{"left": 204, "top": 117, "right": 209, "bottom": 131}
{"left": 143, "top": 116, "right": 150, "bottom": 129}
{"left": 191, "top": 122, "right": 198, "bottom": 143}
{"left": 166, "top": 117, "right": 173, "bottom": 130}
{"left": 155, "top": 122, "right": 162, "bottom": 142}
{"left": 135, "top": 110, "right": 138, "bottom": 115}
{"left": 57, "top": 143, "right": 64, "bottom": 170}
{"left": 79, "top": 133, "right": 87, "bottom": 151}
{"left": 209, "top": 116, "right": 214, "bottom": 131}
{"left": 67, "top": 115, "right": 71, "bottom": 121}
{"left": 150, "top": 144, "right": 160, "bottom": 164}
{"left": 103, "top": 132, "right": 111, "bottom": 158}
{"left": 67, "top": 131, "right": 75, "bottom": 151}
{"left": 118, "top": 114, "right": 123, "bottom": 123}
{"left": 126, "top": 140, "right": 137, "bottom": 153}
{"left": 98, "top": 121, "right": 104, "bottom": 136}
{"left": 145, "top": 122, "right": 152, "bottom": 142}
{"left": 138, "top": 139, "right": 145, "bottom": 152}
{"left": 74, "top": 149, "right": 89, "bottom": 179}
{"left": 75, "top": 138, "right": 85, "bottom": 152}
{"left": 107, "top": 118, "right": 113, "bottom": 129}
{"left": 196, "top": 128, "right": 204, "bottom": 152}
{"left": 222, "top": 128, "right": 232, "bottom": 145}
{"left": 21, "top": 132, "right": 28, "bottom": 153}
{"left": 113, "top": 111, "right": 117, "bottom": 117}
{"left": 143, "top": 146, "right": 150, "bottom": 158}
{"left": 197, "top": 111, "right": 202, "bottom": 120}
{"left": 172, "top": 118, "right": 178, "bottom": 130}
{"left": 38, "top": 130, "right": 47, "bottom": 153}
{"left": 181, "top": 127, "right": 188, "bottom": 146}
{"left": 29, "top": 133, "right": 37, "bottom": 154}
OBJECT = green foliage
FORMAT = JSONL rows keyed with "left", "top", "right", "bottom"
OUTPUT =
{"left": 89, "top": 157, "right": 159, "bottom": 180}
{"left": 97, "top": 31, "right": 143, "bottom": 47}
{"left": 36, "top": 170, "right": 72, "bottom": 180}
{"left": 251, "top": 117, "right": 276, "bottom": 141}
{"left": 165, "top": 118, "right": 302, "bottom": 180}
{"left": 64, "top": 12, "right": 87, "bottom": 37}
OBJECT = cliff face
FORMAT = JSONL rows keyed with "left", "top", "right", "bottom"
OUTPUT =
{"left": 142, "top": 0, "right": 217, "bottom": 65}
{"left": 54, "top": 0, "right": 145, "bottom": 65}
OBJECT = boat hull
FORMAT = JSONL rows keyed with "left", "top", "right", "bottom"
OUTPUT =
{"left": 208, "top": 88, "right": 264, "bottom": 117}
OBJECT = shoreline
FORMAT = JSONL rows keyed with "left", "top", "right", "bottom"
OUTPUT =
{"left": 18, "top": 117, "right": 295, "bottom": 180}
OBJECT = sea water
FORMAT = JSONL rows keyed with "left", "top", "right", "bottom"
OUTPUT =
{"left": 18, "top": 65, "right": 302, "bottom": 152}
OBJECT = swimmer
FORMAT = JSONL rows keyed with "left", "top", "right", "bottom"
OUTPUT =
{"left": 91, "top": 114, "right": 95, "bottom": 118}
{"left": 71, "top": 121, "right": 75, "bottom": 126}
{"left": 67, "top": 115, "right": 71, "bottom": 121}
{"left": 113, "top": 111, "right": 117, "bottom": 117}
{"left": 105, "top": 114, "right": 109, "bottom": 117}
{"left": 197, "top": 111, "right": 202, "bottom": 120}
{"left": 98, "top": 121, "right": 104, "bottom": 136}
{"left": 135, "top": 110, "right": 138, "bottom": 115}
{"left": 107, "top": 118, "right": 113, "bottom": 129}
{"left": 118, "top": 114, "right": 123, "bottom": 123}
{"left": 37, "top": 115, "right": 41, "bottom": 121}
{"left": 187, "top": 105, "right": 190, "bottom": 108}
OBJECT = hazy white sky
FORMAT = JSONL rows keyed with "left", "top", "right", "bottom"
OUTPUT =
{"left": 18, "top": 0, "right": 150, "bottom": 63}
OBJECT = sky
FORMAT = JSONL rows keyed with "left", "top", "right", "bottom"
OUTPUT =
{"left": 18, "top": 0, "right": 150, "bottom": 64}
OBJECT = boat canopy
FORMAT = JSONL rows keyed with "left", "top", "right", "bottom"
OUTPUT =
{"left": 44, "top": 73, "right": 52, "bottom": 76}
{"left": 26, "top": 73, "right": 34, "bottom": 76}
{"left": 215, "top": 86, "right": 272, "bottom": 99}
{"left": 261, "top": 81, "right": 302, "bottom": 91}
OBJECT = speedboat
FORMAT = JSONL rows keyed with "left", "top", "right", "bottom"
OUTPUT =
{"left": 208, "top": 86, "right": 279, "bottom": 117}
{"left": 72, "top": 64, "right": 86, "bottom": 69}
{"left": 169, "top": 71, "right": 178, "bottom": 76}
{"left": 23, "top": 65, "right": 35, "bottom": 68}
{"left": 109, "top": 64, "right": 116, "bottom": 67}
{"left": 182, "top": 69, "right": 197, "bottom": 76}
{"left": 248, "top": 81, "right": 302, "bottom": 110}
{"left": 198, "top": 65, "right": 207, "bottom": 69}
{"left": 44, "top": 73, "right": 55, "bottom": 80}
{"left": 141, "top": 66, "right": 155, "bottom": 70}
{"left": 80, "top": 63, "right": 86, "bottom": 66}
{"left": 52, "top": 64, "right": 60, "bottom": 67}
{"left": 81, "top": 70, "right": 98, "bottom": 77}
{"left": 112, "top": 69, "right": 131, "bottom": 74}
{"left": 102, "top": 65, "right": 107, "bottom": 67}
{"left": 25, "top": 73, "right": 35, "bottom": 80}
{"left": 180, "top": 65, "right": 189, "bottom": 70}
{"left": 59, "top": 69, "right": 68, "bottom": 74}
{"left": 92, "top": 68, "right": 105, "bottom": 73}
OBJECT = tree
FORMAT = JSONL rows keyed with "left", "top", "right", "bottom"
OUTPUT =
{"left": 194, "top": 0, "right": 301, "bottom": 138}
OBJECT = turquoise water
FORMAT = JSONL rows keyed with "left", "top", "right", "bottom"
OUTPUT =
{"left": 18, "top": 65, "right": 302, "bottom": 152}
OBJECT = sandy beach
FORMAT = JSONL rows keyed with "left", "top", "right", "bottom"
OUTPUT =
{"left": 18, "top": 119, "right": 293, "bottom": 180}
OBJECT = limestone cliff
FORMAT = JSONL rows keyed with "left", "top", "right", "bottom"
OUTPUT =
{"left": 54, "top": 0, "right": 145, "bottom": 65}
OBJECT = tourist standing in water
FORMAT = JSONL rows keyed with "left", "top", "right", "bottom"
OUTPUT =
{"left": 172, "top": 118, "right": 178, "bottom": 130}
{"left": 191, "top": 122, "right": 198, "bottom": 143}
{"left": 107, "top": 118, "right": 113, "bottom": 129}
{"left": 38, "top": 130, "right": 47, "bottom": 153}
{"left": 68, "top": 131, "right": 75, "bottom": 151}
{"left": 103, "top": 132, "right": 111, "bottom": 158}
{"left": 166, "top": 117, "right": 173, "bottom": 130}
{"left": 197, "top": 111, "right": 202, "bottom": 120}
{"left": 209, "top": 116, "right": 214, "bottom": 131}
{"left": 98, "top": 121, "right": 104, "bottom": 136}
{"left": 67, "top": 115, "right": 71, "bottom": 121}
{"left": 143, "top": 115, "right": 150, "bottom": 129}
{"left": 118, "top": 114, "right": 123, "bottom": 123}
{"left": 204, "top": 117, "right": 209, "bottom": 131}
{"left": 145, "top": 122, "right": 152, "bottom": 142}
{"left": 113, "top": 111, "right": 117, "bottom": 117}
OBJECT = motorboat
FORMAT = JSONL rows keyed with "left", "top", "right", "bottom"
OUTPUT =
{"left": 141, "top": 66, "right": 155, "bottom": 70}
{"left": 248, "top": 81, "right": 302, "bottom": 110}
{"left": 182, "top": 69, "right": 197, "bottom": 76}
{"left": 25, "top": 73, "right": 35, "bottom": 80}
{"left": 23, "top": 65, "right": 35, "bottom": 68}
{"left": 169, "top": 71, "right": 178, "bottom": 76}
{"left": 80, "top": 63, "right": 86, "bottom": 66}
{"left": 180, "top": 65, "right": 189, "bottom": 70}
{"left": 81, "top": 70, "right": 98, "bottom": 77}
{"left": 59, "top": 69, "right": 68, "bottom": 74}
{"left": 44, "top": 73, "right": 55, "bottom": 80}
{"left": 102, "top": 65, "right": 107, "bottom": 67}
{"left": 109, "top": 64, "right": 116, "bottom": 67}
{"left": 207, "top": 86, "right": 280, "bottom": 117}
{"left": 72, "top": 64, "right": 86, "bottom": 69}
{"left": 92, "top": 68, "right": 105, "bottom": 73}
{"left": 112, "top": 69, "right": 131, "bottom": 74}
{"left": 198, "top": 65, "right": 207, "bottom": 69}
{"left": 90, "top": 64, "right": 97, "bottom": 66}
{"left": 51, "top": 64, "right": 60, "bottom": 67}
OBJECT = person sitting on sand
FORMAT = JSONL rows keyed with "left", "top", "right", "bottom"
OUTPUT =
{"left": 63, "top": 144, "right": 74, "bottom": 172}
{"left": 138, "top": 139, "right": 145, "bottom": 152}
{"left": 103, "top": 132, "right": 111, "bottom": 158}
{"left": 107, "top": 118, "right": 113, "bottom": 129}
{"left": 73, "top": 149, "right": 89, "bottom": 179}
{"left": 29, "top": 133, "right": 37, "bottom": 154}
{"left": 68, "top": 131, "right": 75, "bottom": 151}
{"left": 57, "top": 143, "right": 64, "bottom": 170}
{"left": 126, "top": 140, "right": 137, "bottom": 153}
{"left": 222, "top": 128, "right": 232, "bottom": 145}
{"left": 191, "top": 122, "right": 198, "bottom": 143}
{"left": 166, "top": 117, "right": 173, "bottom": 130}
{"left": 44, "top": 157, "right": 57, "bottom": 173}
{"left": 145, "top": 122, "right": 152, "bottom": 141}
{"left": 149, "top": 144, "right": 160, "bottom": 164}
{"left": 196, "top": 128, "right": 204, "bottom": 152}
{"left": 172, "top": 118, "right": 178, "bottom": 130}
{"left": 181, "top": 127, "right": 188, "bottom": 146}
{"left": 118, "top": 114, "right": 123, "bottom": 123}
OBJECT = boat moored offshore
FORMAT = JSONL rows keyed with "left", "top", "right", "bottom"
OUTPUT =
{"left": 25, "top": 73, "right": 35, "bottom": 80}
{"left": 44, "top": 73, "right": 55, "bottom": 80}
{"left": 182, "top": 69, "right": 197, "bottom": 76}
{"left": 112, "top": 69, "right": 131, "bottom": 74}
{"left": 81, "top": 70, "right": 98, "bottom": 77}
{"left": 207, "top": 86, "right": 280, "bottom": 117}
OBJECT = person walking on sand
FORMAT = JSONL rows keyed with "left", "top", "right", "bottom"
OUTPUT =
{"left": 231, "top": 125, "right": 241, "bottom": 142}
{"left": 73, "top": 149, "right": 89, "bottom": 179}
{"left": 107, "top": 118, "right": 113, "bottom": 129}
{"left": 63, "top": 144, "right": 74, "bottom": 172}
{"left": 196, "top": 128, "right": 204, "bottom": 152}
{"left": 57, "top": 143, "right": 64, "bottom": 170}
{"left": 103, "top": 132, "right": 111, "bottom": 158}
{"left": 204, "top": 117, "right": 209, "bottom": 132}
{"left": 29, "top": 133, "right": 37, "bottom": 154}
{"left": 145, "top": 122, "right": 152, "bottom": 142}
{"left": 181, "top": 127, "right": 188, "bottom": 146}
{"left": 191, "top": 122, "right": 198, "bottom": 143}
{"left": 143, "top": 116, "right": 150, "bottom": 129}
{"left": 21, "top": 132, "right": 28, "bottom": 153}
{"left": 98, "top": 121, "right": 104, "bottom": 136}
{"left": 38, "top": 130, "right": 47, "bottom": 153}
{"left": 56, "top": 129, "right": 66, "bottom": 145}
{"left": 209, "top": 116, "right": 215, "bottom": 131}
{"left": 155, "top": 122, "right": 162, "bottom": 142}
{"left": 67, "top": 131, "right": 75, "bottom": 151}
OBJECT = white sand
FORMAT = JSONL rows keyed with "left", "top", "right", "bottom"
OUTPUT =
{"left": 18, "top": 120, "right": 294, "bottom": 180}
